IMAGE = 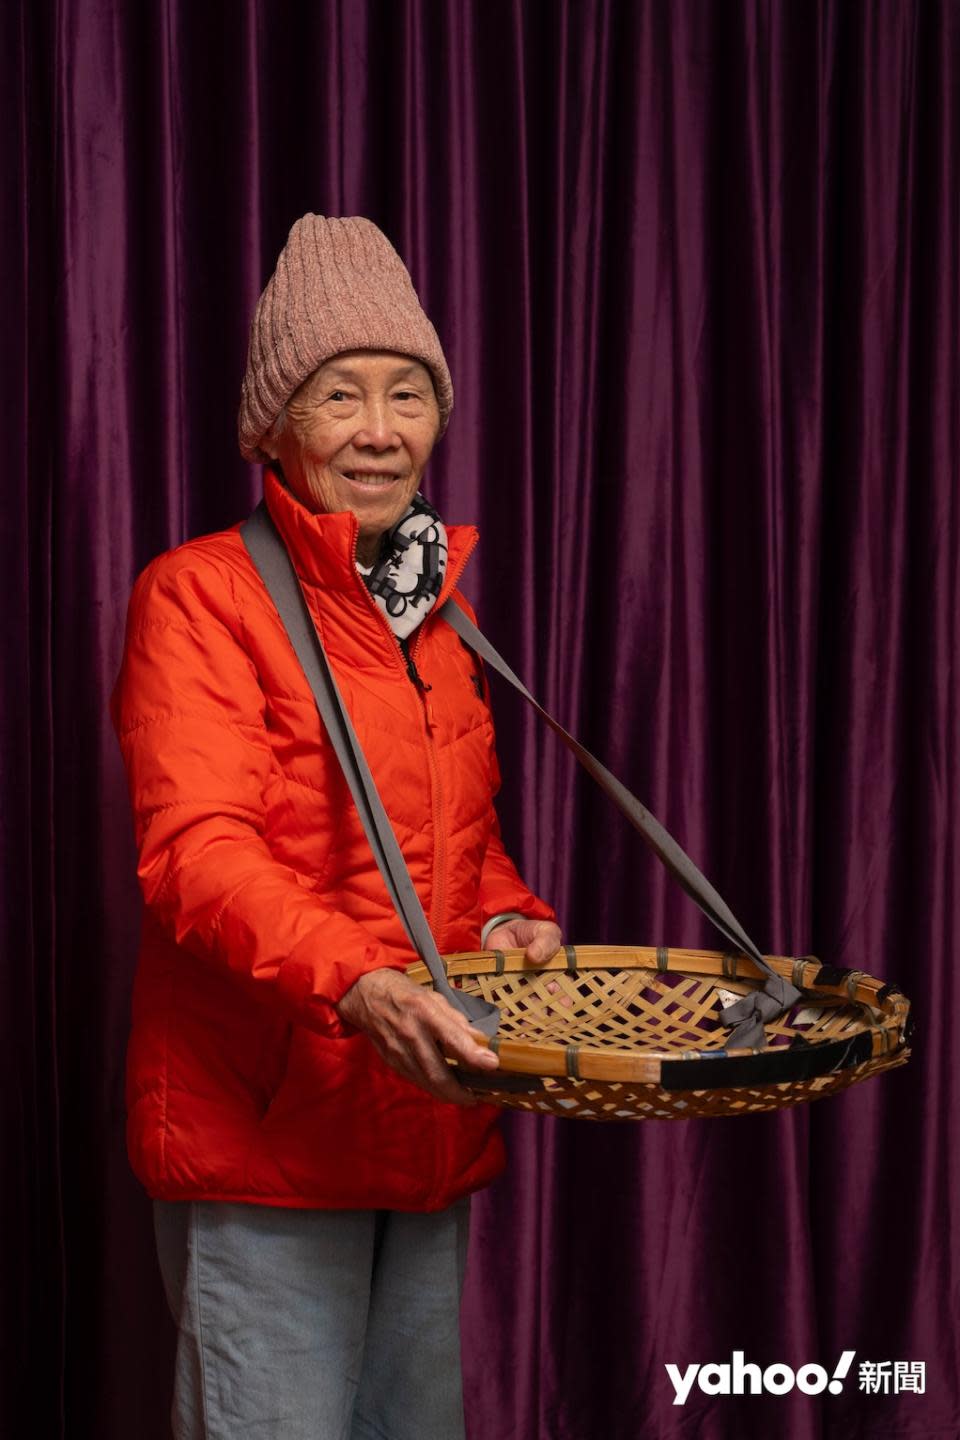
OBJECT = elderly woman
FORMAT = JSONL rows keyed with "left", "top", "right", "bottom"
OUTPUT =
{"left": 110, "top": 214, "right": 560, "bottom": 1440}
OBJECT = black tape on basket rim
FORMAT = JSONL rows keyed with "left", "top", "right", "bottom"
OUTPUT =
{"left": 659, "top": 1028, "right": 877, "bottom": 1090}
{"left": 811, "top": 964, "right": 855, "bottom": 989}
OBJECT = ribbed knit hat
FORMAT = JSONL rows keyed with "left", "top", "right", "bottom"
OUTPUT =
{"left": 238, "top": 215, "right": 454, "bottom": 463}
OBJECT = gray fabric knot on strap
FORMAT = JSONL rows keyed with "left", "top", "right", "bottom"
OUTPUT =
{"left": 719, "top": 976, "right": 803, "bottom": 1050}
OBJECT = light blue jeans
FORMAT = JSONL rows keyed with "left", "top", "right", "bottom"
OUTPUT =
{"left": 153, "top": 1198, "right": 471, "bottom": 1440}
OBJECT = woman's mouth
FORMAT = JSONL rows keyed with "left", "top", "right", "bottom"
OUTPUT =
{"left": 341, "top": 470, "right": 400, "bottom": 490}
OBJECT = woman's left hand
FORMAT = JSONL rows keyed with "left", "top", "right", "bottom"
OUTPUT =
{"left": 484, "top": 918, "right": 573, "bottom": 1029}
{"left": 484, "top": 917, "right": 562, "bottom": 965}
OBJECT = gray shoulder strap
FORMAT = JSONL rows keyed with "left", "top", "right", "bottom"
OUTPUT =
{"left": 242, "top": 498, "right": 799, "bottom": 1052}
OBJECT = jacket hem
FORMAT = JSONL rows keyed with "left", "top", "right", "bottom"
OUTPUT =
{"left": 141, "top": 1178, "right": 501, "bottom": 1213}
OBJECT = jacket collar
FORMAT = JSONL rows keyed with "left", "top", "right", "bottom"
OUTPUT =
{"left": 262, "top": 466, "right": 478, "bottom": 608}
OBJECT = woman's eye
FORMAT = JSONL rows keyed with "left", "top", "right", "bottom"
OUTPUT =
{"left": 393, "top": 390, "right": 419, "bottom": 402}
{"left": 328, "top": 390, "right": 348, "bottom": 403}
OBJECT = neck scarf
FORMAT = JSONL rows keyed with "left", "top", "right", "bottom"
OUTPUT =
{"left": 356, "top": 493, "right": 448, "bottom": 640}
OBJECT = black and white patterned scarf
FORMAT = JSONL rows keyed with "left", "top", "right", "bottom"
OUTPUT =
{"left": 356, "top": 493, "right": 448, "bottom": 640}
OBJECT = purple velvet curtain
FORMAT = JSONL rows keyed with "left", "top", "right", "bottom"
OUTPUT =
{"left": 6, "top": 1, "right": 958, "bottom": 1435}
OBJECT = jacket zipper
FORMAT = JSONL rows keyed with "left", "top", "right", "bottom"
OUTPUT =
{"left": 400, "top": 640, "right": 431, "bottom": 698}
{"left": 349, "top": 525, "right": 479, "bottom": 1210}
{"left": 349, "top": 525, "right": 479, "bottom": 947}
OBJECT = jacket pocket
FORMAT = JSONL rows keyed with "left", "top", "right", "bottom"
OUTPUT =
{"left": 255, "top": 1022, "right": 294, "bottom": 1120}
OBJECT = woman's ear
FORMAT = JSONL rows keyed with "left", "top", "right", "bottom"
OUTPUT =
{"left": 259, "top": 406, "right": 289, "bottom": 461}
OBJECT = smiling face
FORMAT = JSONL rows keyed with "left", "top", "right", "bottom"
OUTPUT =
{"left": 261, "top": 351, "right": 441, "bottom": 565}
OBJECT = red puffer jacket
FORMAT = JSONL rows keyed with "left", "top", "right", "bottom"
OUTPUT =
{"left": 110, "top": 468, "right": 554, "bottom": 1210}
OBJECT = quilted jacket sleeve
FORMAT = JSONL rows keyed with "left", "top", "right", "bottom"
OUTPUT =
{"left": 110, "top": 546, "right": 405, "bottom": 1038}
{"left": 478, "top": 748, "right": 558, "bottom": 931}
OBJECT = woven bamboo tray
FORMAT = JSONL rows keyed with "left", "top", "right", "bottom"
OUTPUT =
{"left": 407, "top": 945, "right": 913, "bottom": 1120}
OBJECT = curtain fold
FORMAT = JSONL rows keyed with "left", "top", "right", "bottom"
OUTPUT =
{"left": 6, "top": 2, "right": 957, "bottom": 1435}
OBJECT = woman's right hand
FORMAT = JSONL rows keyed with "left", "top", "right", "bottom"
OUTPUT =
{"left": 336, "top": 968, "right": 500, "bottom": 1105}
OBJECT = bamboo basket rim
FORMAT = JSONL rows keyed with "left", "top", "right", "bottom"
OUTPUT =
{"left": 405, "top": 945, "right": 912, "bottom": 1088}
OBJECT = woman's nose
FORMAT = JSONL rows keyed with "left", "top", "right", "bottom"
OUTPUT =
{"left": 353, "top": 400, "right": 400, "bottom": 449}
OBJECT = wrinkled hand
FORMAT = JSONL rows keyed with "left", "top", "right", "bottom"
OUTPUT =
{"left": 485, "top": 917, "right": 574, "bottom": 1020}
{"left": 484, "top": 917, "right": 563, "bottom": 965}
{"left": 336, "top": 967, "right": 499, "bottom": 1106}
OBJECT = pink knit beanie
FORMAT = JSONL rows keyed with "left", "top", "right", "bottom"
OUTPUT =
{"left": 238, "top": 215, "right": 454, "bottom": 463}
